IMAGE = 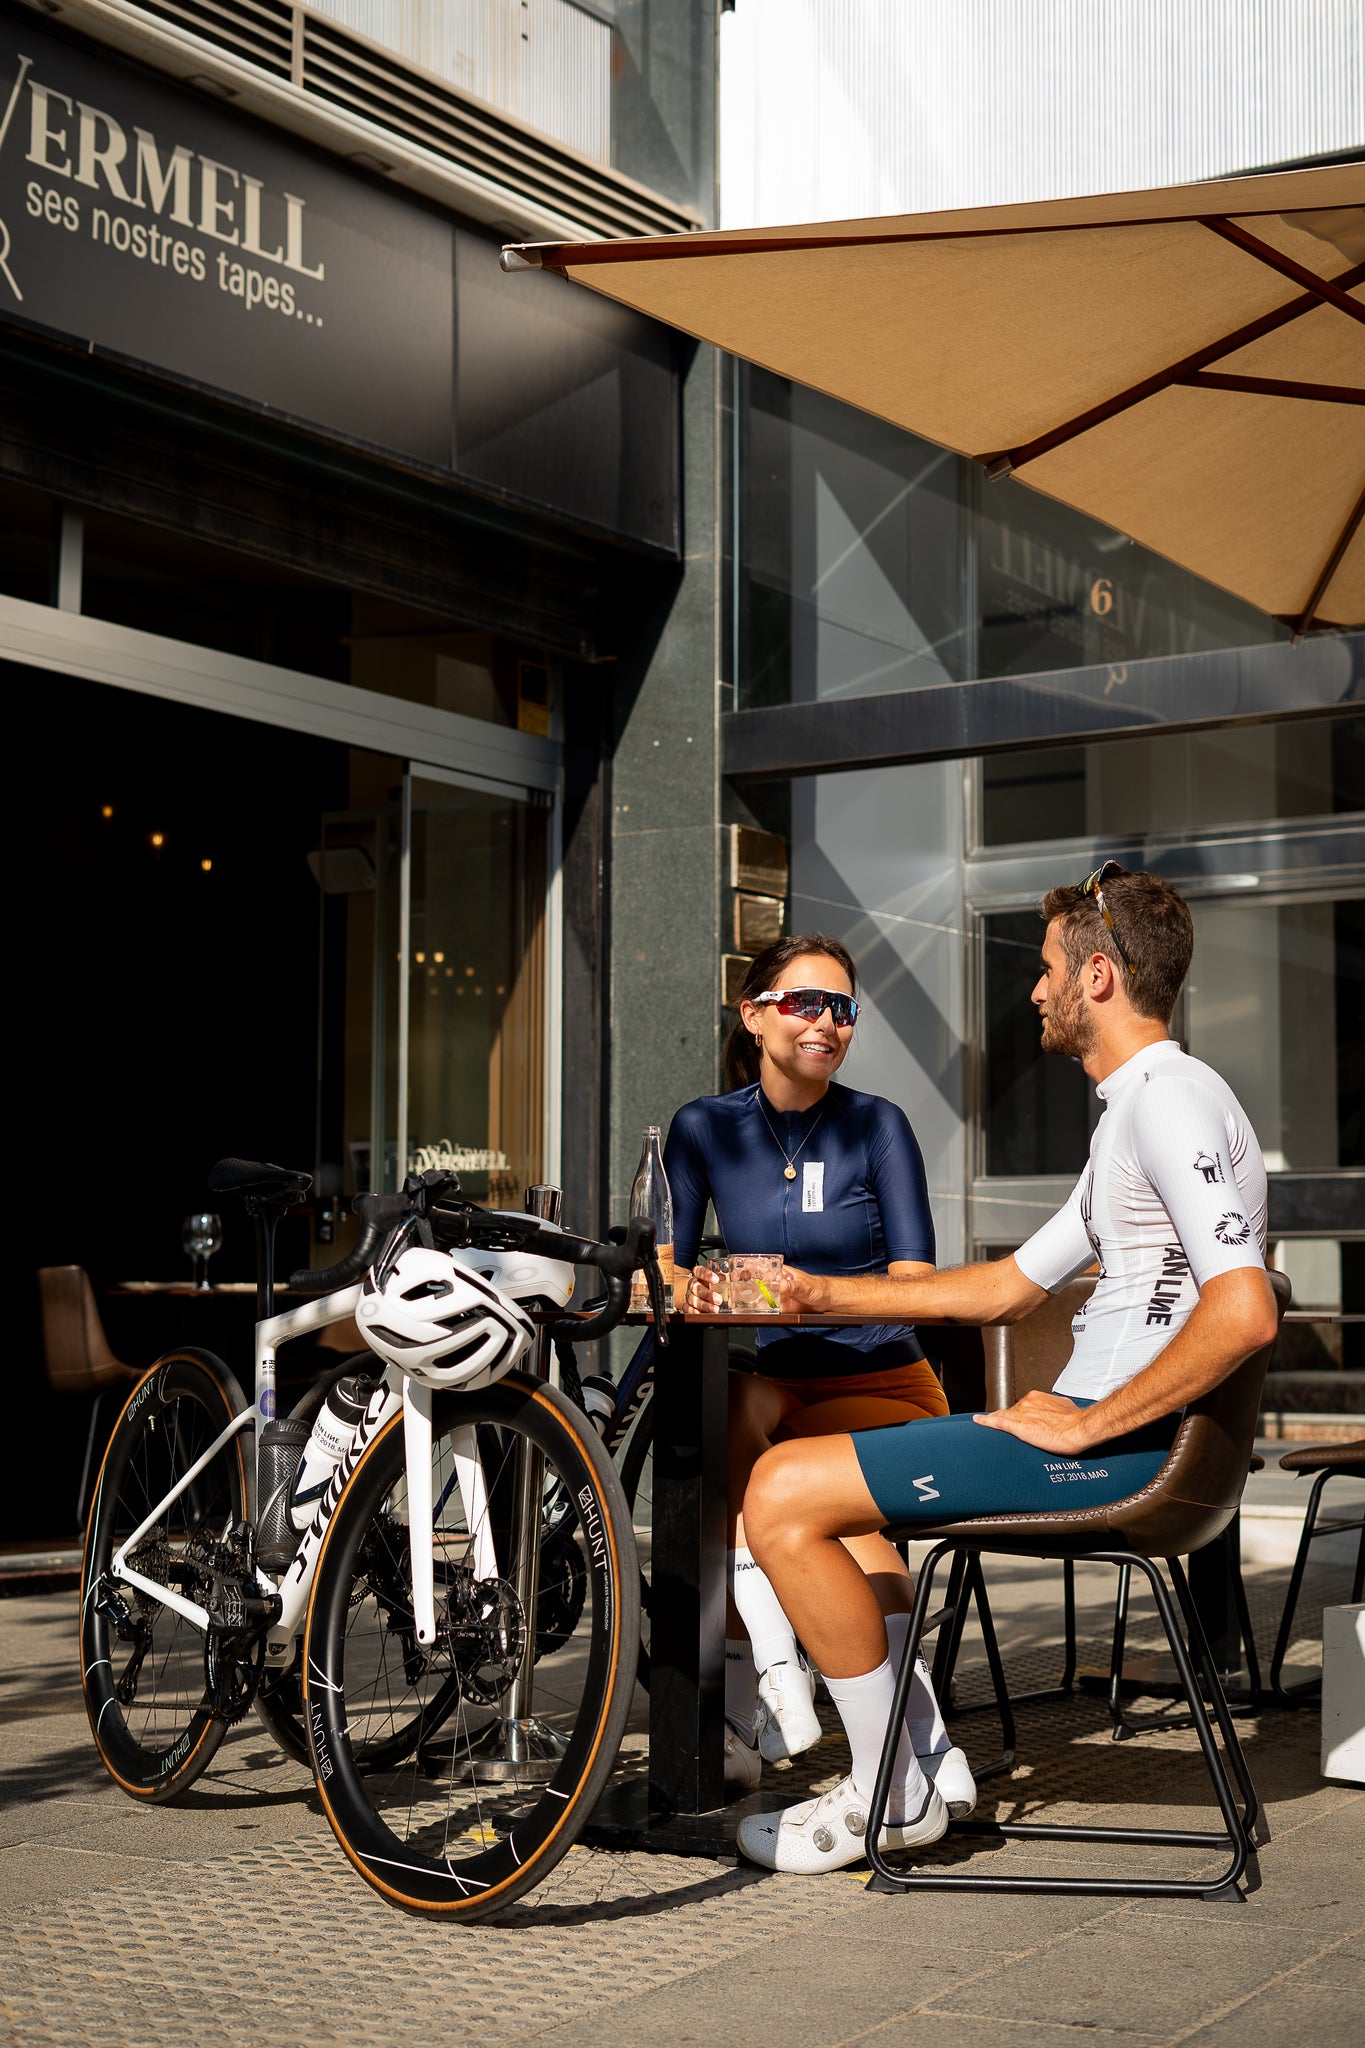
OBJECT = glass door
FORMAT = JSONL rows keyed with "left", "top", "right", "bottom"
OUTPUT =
{"left": 398, "top": 770, "right": 554, "bottom": 1208}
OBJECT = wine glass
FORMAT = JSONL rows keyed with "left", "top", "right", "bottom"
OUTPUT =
{"left": 182, "top": 1212, "right": 224, "bottom": 1291}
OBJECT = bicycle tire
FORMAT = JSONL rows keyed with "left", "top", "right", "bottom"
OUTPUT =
{"left": 303, "top": 1371, "right": 639, "bottom": 1920}
{"left": 81, "top": 1349, "right": 250, "bottom": 1803}
{"left": 617, "top": 1393, "right": 653, "bottom": 1692}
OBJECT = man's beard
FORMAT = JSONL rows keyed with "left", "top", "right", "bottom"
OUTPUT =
{"left": 1038, "top": 972, "right": 1097, "bottom": 1060}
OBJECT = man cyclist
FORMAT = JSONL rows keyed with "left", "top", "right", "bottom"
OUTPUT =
{"left": 737, "top": 864, "right": 1279, "bottom": 1873}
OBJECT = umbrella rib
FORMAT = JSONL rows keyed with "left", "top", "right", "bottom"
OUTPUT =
{"left": 1293, "top": 476, "right": 1365, "bottom": 642}
{"left": 981, "top": 260, "right": 1365, "bottom": 474}
{"left": 1179, "top": 371, "right": 1365, "bottom": 404}
{"left": 1201, "top": 218, "right": 1365, "bottom": 329}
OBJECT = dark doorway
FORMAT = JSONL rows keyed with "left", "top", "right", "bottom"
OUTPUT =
{"left": 13, "top": 668, "right": 350, "bottom": 1542}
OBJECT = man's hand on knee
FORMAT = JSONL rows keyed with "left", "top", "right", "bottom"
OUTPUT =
{"left": 973, "top": 1391, "right": 1095, "bottom": 1453}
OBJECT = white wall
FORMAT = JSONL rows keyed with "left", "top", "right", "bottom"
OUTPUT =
{"left": 721, "top": 0, "right": 1364, "bottom": 228}
{"left": 308, "top": 0, "right": 612, "bottom": 161}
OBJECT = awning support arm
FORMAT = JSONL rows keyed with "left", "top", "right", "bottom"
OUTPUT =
{"left": 1200, "top": 218, "right": 1365, "bottom": 329}
{"left": 978, "top": 260, "right": 1365, "bottom": 476}
{"left": 1293, "top": 477, "right": 1365, "bottom": 643}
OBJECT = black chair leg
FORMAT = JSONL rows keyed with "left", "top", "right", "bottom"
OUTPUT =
{"left": 931, "top": 1550, "right": 971, "bottom": 1703}
{"left": 1168, "top": 1556, "right": 1263, "bottom": 1847}
{"left": 938, "top": 1548, "right": 1080, "bottom": 1719}
{"left": 1108, "top": 1563, "right": 1133, "bottom": 1740}
{"left": 1102, "top": 1526, "right": 1261, "bottom": 1738}
{"left": 866, "top": 1544, "right": 1254, "bottom": 1902}
{"left": 1270, "top": 1469, "right": 1331, "bottom": 1705}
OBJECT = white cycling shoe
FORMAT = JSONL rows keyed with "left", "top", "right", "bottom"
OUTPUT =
{"left": 755, "top": 1655, "right": 822, "bottom": 1763}
{"left": 921, "top": 1745, "right": 976, "bottom": 1818}
{"left": 737, "top": 1772, "right": 948, "bottom": 1874}
{"left": 724, "top": 1715, "right": 762, "bottom": 1795}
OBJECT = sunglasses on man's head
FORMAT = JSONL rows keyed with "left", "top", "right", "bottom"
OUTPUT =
{"left": 1077, "top": 861, "right": 1136, "bottom": 977}
{"left": 755, "top": 987, "right": 860, "bottom": 1027}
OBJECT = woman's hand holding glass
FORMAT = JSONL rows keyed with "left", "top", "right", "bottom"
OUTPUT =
{"left": 682, "top": 1258, "right": 727, "bottom": 1314}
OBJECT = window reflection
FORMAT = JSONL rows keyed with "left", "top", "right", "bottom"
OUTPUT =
{"left": 738, "top": 366, "right": 970, "bottom": 709}
{"left": 980, "top": 713, "right": 1364, "bottom": 846}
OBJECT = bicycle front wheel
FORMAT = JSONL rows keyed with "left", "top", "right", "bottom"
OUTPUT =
{"left": 81, "top": 1350, "right": 249, "bottom": 1802}
{"left": 303, "top": 1372, "right": 638, "bottom": 1920}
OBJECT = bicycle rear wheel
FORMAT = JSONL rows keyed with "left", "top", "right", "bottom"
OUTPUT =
{"left": 81, "top": 1350, "right": 249, "bottom": 1802}
{"left": 303, "top": 1372, "right": 638, "bottom": 1919}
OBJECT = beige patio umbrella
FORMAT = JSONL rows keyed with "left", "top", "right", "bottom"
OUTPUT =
{"left": 503, "top": 165, "right": 1365, "bottom": 634}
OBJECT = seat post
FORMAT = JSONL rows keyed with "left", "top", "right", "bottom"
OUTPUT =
{"left": 248, "top": 1199, "right": 282, "bottom": 1323}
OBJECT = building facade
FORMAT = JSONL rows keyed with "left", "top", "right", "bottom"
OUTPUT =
{"left": 717, "top": 0, "right": 1363, "bottom": 1391}
{"left": 6, "top": 0, "right": 722, "bottom": 1534}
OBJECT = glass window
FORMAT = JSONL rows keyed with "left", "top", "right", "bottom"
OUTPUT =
{"left": 404, "top": 778, "right": 550, "bottom": 1208}
{"left": 980, "top": 713, "right": 1365, "bottom": 846}
{"left": 737, "top": 366, "right": 971, "bottom": 709}
{"left": 79, "top": 512, "right": 351, "bottom": 678}
{"left": 981, "top": 910, "right": 1095, "bottom": 1178}
{"left": 979, "top": 893, "right": 1364, "bottom": 1182}
{"left": 977, "top": 477, "right": 1286, "bottom": 680}
{"left": 0, "top": 478, "right": 55, "bottom": 605}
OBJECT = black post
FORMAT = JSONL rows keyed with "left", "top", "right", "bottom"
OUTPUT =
{"left": 1188, "top": 1520, "right": 1241, "bottom": 1678}
{"left": 647, "top": 1319, "right": 729, "bottom": 1814}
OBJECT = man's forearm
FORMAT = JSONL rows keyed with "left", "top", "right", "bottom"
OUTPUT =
{"left": 786, "top": 1256, "right": 1046, "bottom": 1325}
{"left": 1071, "top": 1269, "right": 1279, "bottom": 1445}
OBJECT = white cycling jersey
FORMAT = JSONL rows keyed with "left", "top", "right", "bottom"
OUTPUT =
{"left": 1015, "top": 1039, "right": 1268, "bottom": 1401}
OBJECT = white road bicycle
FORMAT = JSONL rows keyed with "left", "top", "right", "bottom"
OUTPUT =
{"left": 80, "top": 1159, "right": 665, "bottom": 1919}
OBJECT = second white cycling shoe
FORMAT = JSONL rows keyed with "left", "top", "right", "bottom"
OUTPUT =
{"left": 921, "top": 1745, "right": 976, "bottom": 1818}
{"left": 724, "top": 1715, "right": 762, "bottom": 1795}
{"left": 755, "top": 1655, "right": 822, "bottom": 1763}
{"left": 737, "top": 1772, "right": 948, "bottom": 1873}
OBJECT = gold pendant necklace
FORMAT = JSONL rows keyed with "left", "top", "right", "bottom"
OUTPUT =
{"left": 756, "top": 1094, "right": 825, "bottom": 1184}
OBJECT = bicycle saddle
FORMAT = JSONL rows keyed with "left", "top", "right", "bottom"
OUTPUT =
{"left": 208, "top": 1157, "right": 314, "bottom": 1200}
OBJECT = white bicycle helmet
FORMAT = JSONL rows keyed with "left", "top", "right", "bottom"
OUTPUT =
{"left": 357, "top": 1246, "right": 534, "bottom": 1388}
{"left": 449, "top": 1243, "right": 575, "bottom": 1309}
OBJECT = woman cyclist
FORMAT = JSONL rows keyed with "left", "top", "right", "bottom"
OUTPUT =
{"left": 665, "top": 934, "right": 974, "bottom": 1814}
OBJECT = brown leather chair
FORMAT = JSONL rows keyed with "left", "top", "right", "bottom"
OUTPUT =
{"left": 37, "top": 1266, "right": 141, "bottom": 1529}
{"left": 866, "top": 1268, "right": 1291, "bottom": 1904}
{"left": 1269, "top": 1437, "right": 1365, "bottom": 1704}
{"left": 942, "top": 1277, "right": 1266, "bottom": 1741}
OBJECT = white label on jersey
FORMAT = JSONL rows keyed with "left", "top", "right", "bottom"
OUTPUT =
{"left": 802, "top": 1160, "right": 824, "bottom": 1211}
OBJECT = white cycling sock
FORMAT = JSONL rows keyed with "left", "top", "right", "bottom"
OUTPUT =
{"left": 824, "top": 1659, "right": 929, "bottom": 1820}
{"left": 725, "top": 1639, "right": 759, "bottom": 1727}
{"left": 885, "top": 1612, "right": 951, "bottom": 1756}
{"left": 729, "top": 1547, "right": 799, "bottom": 1675}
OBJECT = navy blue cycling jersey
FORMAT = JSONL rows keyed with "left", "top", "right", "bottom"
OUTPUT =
{"left": 664, "top": 1082, "right": 935, "bottom": 1374}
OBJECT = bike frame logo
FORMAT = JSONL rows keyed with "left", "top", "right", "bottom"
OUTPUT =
{"left": 0, "top": 54, "right": 32, "bottom": 299}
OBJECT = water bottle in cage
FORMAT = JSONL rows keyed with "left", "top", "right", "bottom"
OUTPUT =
{"left": 288, "top": 1376, "right": 372, "bottom": 1531}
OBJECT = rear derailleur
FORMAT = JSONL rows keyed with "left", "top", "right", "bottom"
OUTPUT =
{"left": 200, "top": 1526, "right": 283, "bottom": 1725}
